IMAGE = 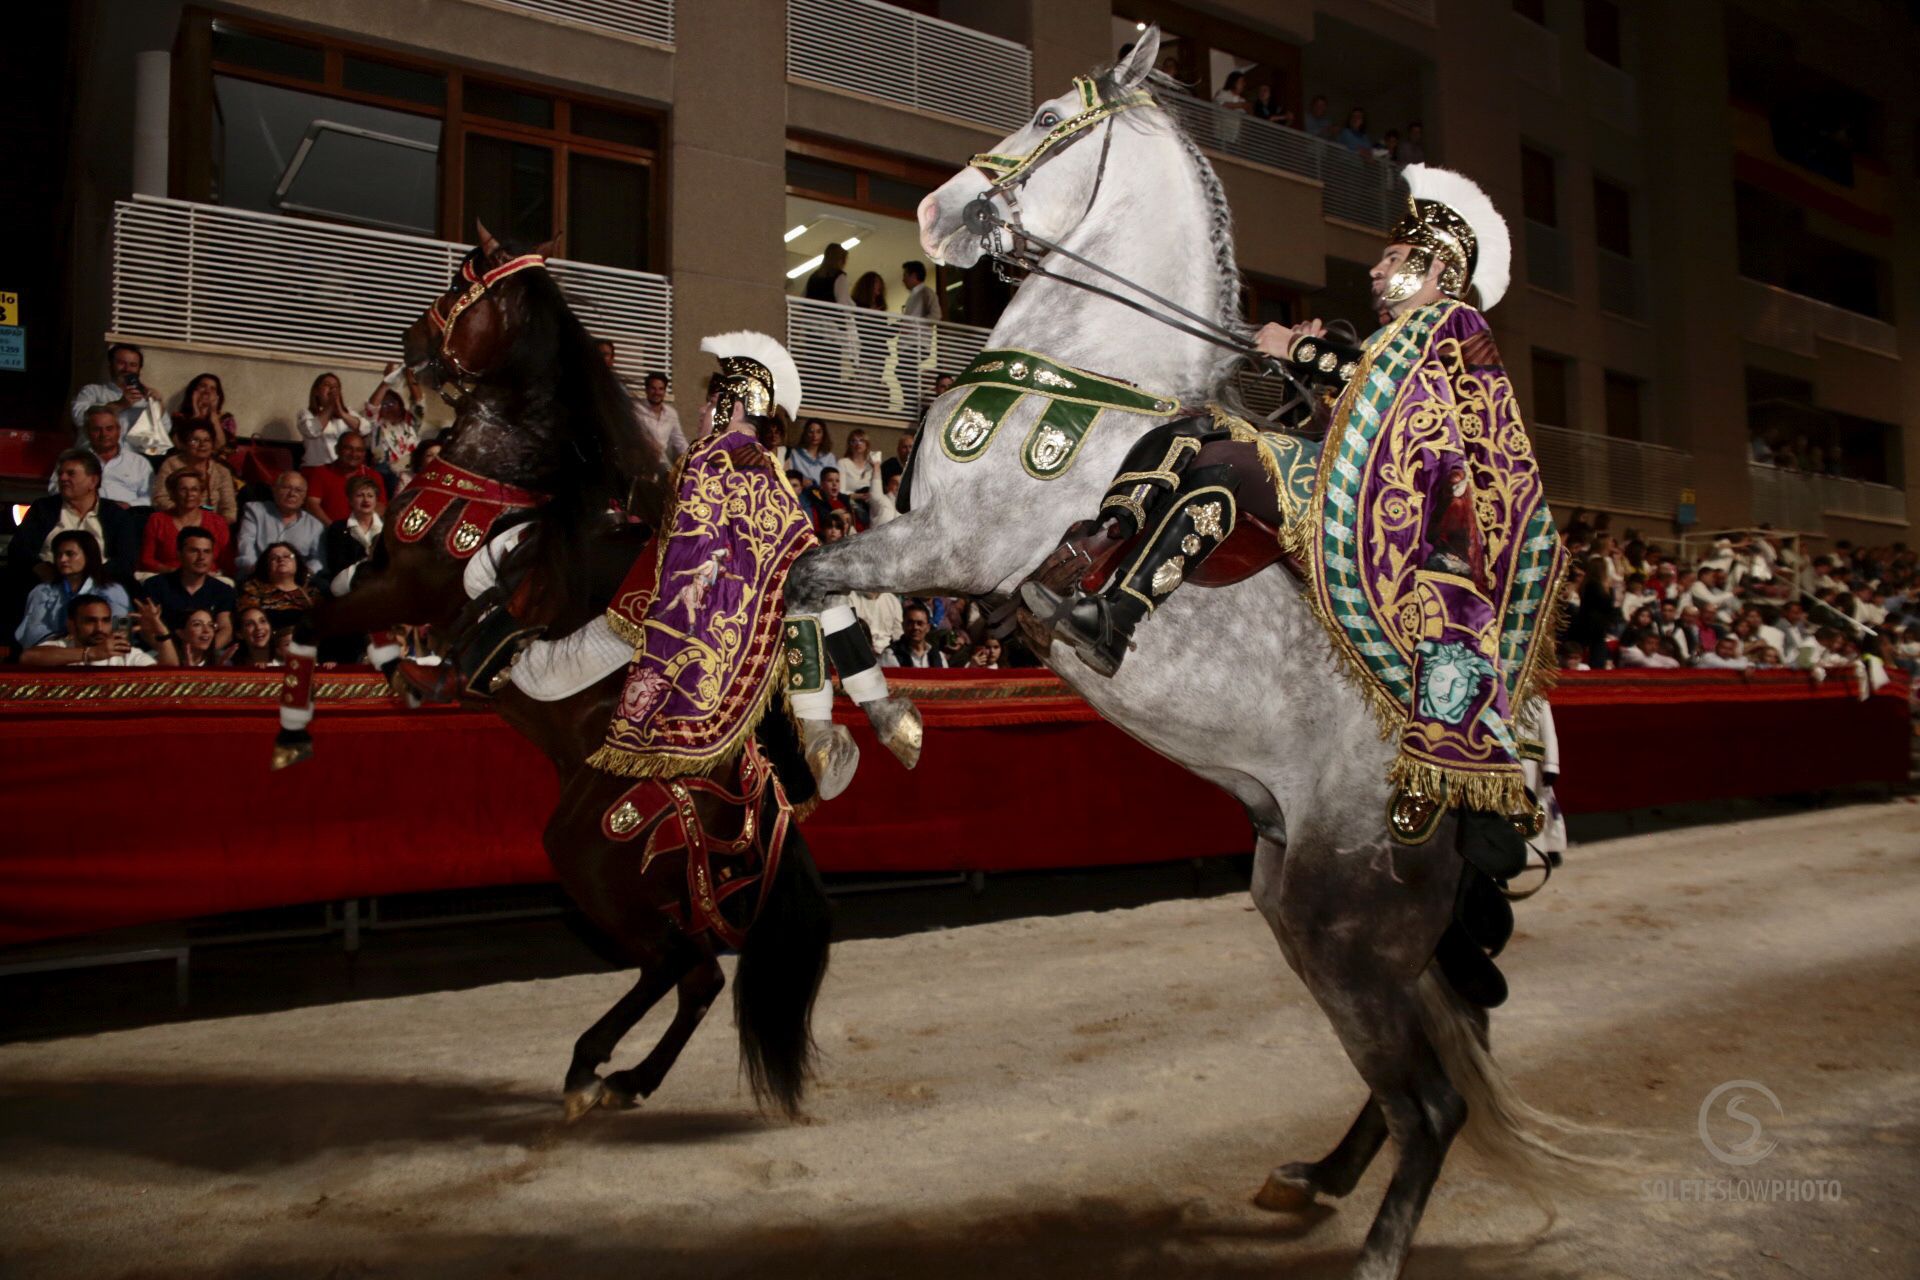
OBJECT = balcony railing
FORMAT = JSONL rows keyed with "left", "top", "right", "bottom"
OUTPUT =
{"left": 1749, "top": 464, "right": 1908, "bottom": 532}
{"left": 786, "top": 296, "right": 992, "bottom": 426}
{"left": 1596, "top": 247, "right": 1642, "bottom": 318}
{"left": 787, "top": 0, "right": 1031, "bottom": 132}
{"left": 1586, "top": 58, "right": 1637, "bottom": 133}
{"left": 1159, "top": 95, "right": 1400, "bottom": 231}
{"left": 1531, "top": 424, "right": 1690, "bottom": 518}
{"left": 1526, "top": 221, "right": 1573, "bottom": 296}
{"left": 1511, "top": 14, "right": 1560, "bottom": 94}
{"left": 110, "top": 196, "right": 672, "bottom": 384}
{"left": 1738, "top": 277, "right": 1898, "bottom": 359}
{"left": 482, "top": 0, "right": 674, "bottom": 44}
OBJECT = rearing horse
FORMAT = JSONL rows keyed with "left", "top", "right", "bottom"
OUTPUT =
{"left": 280, "top": 229, "right": 832, "bottom": 1121}
{"left": 785, "top": 31, "right": 1610, "bottom": 1279}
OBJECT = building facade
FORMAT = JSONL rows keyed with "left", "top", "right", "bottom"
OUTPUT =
{"left": 20, "top": 0, "right": 1919, "bottom": 544}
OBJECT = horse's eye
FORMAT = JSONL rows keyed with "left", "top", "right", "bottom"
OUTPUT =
{"left": 1036, "top": 110, "right": 1061, "bottom": 129}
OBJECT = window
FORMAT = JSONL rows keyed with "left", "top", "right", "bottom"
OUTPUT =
{"left": 1521, "top": 146, "right": 1558, "bottom": 226}
{"left": 200, "top": 16, "right": 663, "bottom": 269}
{"left": 1593, "top": 177, "right": 1631, "bottom": 256}
{"left": 1584, "top": 0, "right": 1623, "bottom": 67}
{"left": 1735, "top": 182, "right": 1890, "bottom": 318}
{"left": 1512, "top": 0, "right": 1548, "bottom": 23}
{"left": 1603, "top": 371, "right": 1642, "bottom": 441}
{"left": 1531, "top": 351, "right": 1571, "bottom": 427}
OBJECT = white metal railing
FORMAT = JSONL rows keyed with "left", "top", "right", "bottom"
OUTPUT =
{"left": 1738, "top": 277, "right": 1898, "bottom": 359}
{"left": 1750, "top": 464, "right": 1909, "bottom": 530}
{"left": 110, "top": 197, "right": 671, "bottom": 384}
{"left": 482, "top": 0, "right": 674, "bottom": 44}
{"left": 787, "top": 0, "right": 1031, "bottom": 132}
{"left": 1531, "top": 424, "right": 1690, "bottom": 517}
{"left": 1586, "top": 58, "right": 1637, "bottom": 133}
{"left": 1511, "top": 14, "right": 1561, "bottom": 94}
{"left": 1160, "top": 95, "right": 1399, "bottom": 231}
{"left": 786, "top": 295, "right": 992, "bottom": 425}
{"left": 1822, "top": 474, "right": 1908, "bottom": 524}
{"left": 1526, "top": 220, "right": 1573, "bottom": 296}
{"left": 1596, "top": 247, "right": 1642, "bottom": 318}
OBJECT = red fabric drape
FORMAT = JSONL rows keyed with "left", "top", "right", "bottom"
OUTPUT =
{"left": 0, "top": 667, "right": 1907, "bottom": 948}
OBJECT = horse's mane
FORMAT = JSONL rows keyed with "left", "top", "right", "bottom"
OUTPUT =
{"left": 1094, "top": 66, "right": 1252, "bottom": 401}
{"left": 467, "top": 242, "right": 633, "bottom": 621}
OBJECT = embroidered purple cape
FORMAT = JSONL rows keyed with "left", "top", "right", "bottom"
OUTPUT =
{"left": 586, "top": 422, "right": 818, "bottom": 779}
{"left": 1294, "top": 300, "right": 1566, "bottom": 813}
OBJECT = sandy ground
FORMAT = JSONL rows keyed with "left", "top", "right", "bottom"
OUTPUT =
{"left": 1, "top": 802, "right": 1916, "bottom": 1280}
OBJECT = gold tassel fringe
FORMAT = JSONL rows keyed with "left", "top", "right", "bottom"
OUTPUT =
{"left": 1386, "top": 753, "right": 1528, "bottom": 816}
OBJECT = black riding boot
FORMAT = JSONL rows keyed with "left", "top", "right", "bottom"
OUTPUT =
{"left": 1040, "top": 466, "right": 1238, "bottom": 678}
{"left": 397, "top": 591, "right": 541, "bottom": 702}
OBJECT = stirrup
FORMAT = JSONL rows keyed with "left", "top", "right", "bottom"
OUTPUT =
{"left": 397, "top": 658, "right": 463, "bottom": 704}
{"left": 1050, "top": 592, "right": 1130, "bottom": 678}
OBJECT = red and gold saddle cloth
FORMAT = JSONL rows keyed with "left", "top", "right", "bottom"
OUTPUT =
{"left": 389, "top": 457, "right": 548, "bottom": 560}
{"left": 598, "top": 739, "right": 792, "bottom": 949}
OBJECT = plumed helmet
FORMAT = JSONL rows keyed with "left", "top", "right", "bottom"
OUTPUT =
{"left": 699, "top": 331, "right": 803, "bottom": 421}
{"left": 1387, "top": 165, "right": 1513, "bottom": 311}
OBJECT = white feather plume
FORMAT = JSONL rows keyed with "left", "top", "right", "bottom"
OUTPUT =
{"left": 1402, "top": 164, "right": 1512, "bottom": 312}
{"left": 700, "top": 330, "right": 803, "bottom": 417}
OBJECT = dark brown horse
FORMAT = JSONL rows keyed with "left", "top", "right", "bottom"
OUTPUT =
{"left": 284, "top": 227, "right": 831, "bottom": 1120}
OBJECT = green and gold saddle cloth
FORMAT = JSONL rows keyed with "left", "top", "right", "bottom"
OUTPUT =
{"left": 938, "top": 349, "right": 1183, "bottom": 479}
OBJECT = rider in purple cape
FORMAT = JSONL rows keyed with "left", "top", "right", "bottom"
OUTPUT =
{"left": 1024, "top": 164, "right": 1565, "bottom": 851}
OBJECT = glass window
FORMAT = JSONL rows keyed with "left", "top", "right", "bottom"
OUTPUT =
{"left": 1584, "top": 0, "right": 1622, "bottom": 67}
{"left": 787, "top": 154, "right": 858, "bottom": 202}
{"left": 1521, "top": 146, "right": 1557, "bottom": 226}
{"left": 1531, "top": 351, "right": 1570, "bottom": 427}
{"left": 567, "top": 154, "right": 652, "bottom": 271}
{"left": 572, "top": 103, "right": 659, "bottom": 151}
{"left": 341, "top": 55, "right": 445, "bottom": 108}
{"left": 868, "top": 174, "right": 932, "bottom": 214}
{"left": 1593, "top": 178, "right": 1632, "bottom": 256}
{"left": 213, "top": 76, "right": 441, "bottom": 234}
{"left": 1603, "top": 371, "right": 1642, "bottom": 441}
{"left": 465, "top": 80, "right": 555, "bottom": 129}
{"left": 463, "top": 133, "right": 555, "bottom": 245}
{"left": 211, "top": 23, "right": 324, "bottom": 81}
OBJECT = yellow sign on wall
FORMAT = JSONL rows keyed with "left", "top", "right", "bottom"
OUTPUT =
{"left": 0, "top": 292, "right": 16, "bottom": 327}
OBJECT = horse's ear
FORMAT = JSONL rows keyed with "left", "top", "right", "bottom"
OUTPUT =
{"left": 534, "top": 233, "right": 563, "bottom": 260}
{"left": 1114, "top": 25, "right": 1161, "bottom": 90}
{"left": 474, "top": 219, "right": 501, "bottom": 258}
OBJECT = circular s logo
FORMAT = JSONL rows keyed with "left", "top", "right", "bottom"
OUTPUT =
{"left": 1698, "top": 1080, "right": 1782, "bottom": 1167}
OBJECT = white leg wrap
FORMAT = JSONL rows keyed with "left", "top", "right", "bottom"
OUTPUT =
{"left": 507, "top": 616, "right": 632, "bottom": 701}
{"left": 463, "top": 522, "right": 534, "bottom": 599}
{"left": 330, "top": 561, "right": 361, "bottom": 598}
{"left": 366, "top": 641, "right": 403, "bottom": 669}
{"left": 842, "top": 665, "right": 889, "bottom": 704}
{"left": 789, "top": 685, "right": 835, "bottom": 720}
{"left": 278, "top": 704, "right": 314, "bottom": 730}
{"left": 820, "top": 604, "right": 859, "bottom": 634}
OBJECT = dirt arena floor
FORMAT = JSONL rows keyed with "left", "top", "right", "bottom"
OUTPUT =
{"left": 1, "top": 802, "right": 1916, "bottom": 1280}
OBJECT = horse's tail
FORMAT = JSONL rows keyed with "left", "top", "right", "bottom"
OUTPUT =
{"left": 1415, "top": 969, "right": 1637, "bottom": 1215}
{"left": 733, "top": 827, "right": 832, "bottom": 1118}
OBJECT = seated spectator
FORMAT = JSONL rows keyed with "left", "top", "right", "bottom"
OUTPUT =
{"left": 1250, "top": 82, "right": 1277, "bottom": 121}
{"left": 236, "top": 472, "right": 327, "bottom": 578}
{"left": 839, "top": 429, "right": 882, "bottom": 507}
{"left": 297, "top": 372, "right": 366, "bottom": 467}
{"left": 1400, "top": 120, "right": 1427, "bottom": 164}
{"left": 1337, "top": 108, "right": 1373, "bottom": 154}
{"left": 410, "top": 438, "right": 444, "bottom": 478}
{"left": 303, "top": 430, "right": 387, "bottom": 524}
{"left": 141, "top": 527, "right": 237, "bottom": 650}
{"left": 1652, "top": 599, "right": 1693, "bottom": 661}
{"left": 790, "top": 418, "right": 837, "bottom": 486}
{"left": 139, "top": 469, "right": 233, "bottom": 575}
{"left": 969, "top": 636, "right": 1004, "bottom": 668}
{"left": 169, "top": 607, "right": 221, "bottom": 669}
{"left": 225, "top": 606, "right": 285, "bottom": 667}
{"left": 1618, "top": 631, "right": 1678, "bottom": 668}
{"left": 323, "top": 476, "right": 385, "bottom": 592}
{"left": 179, "top": 371, "right": 241, "bottom": 452}
{"left": 238, "top": 542, "right": 318, "bottom": 631}
{"left": 879, "top": 601, "right": 950, "bottom": 668}
{"left": 14, "top": 530, "right": 130, "bottom": 650}
{"left": 69, "top": 342, "right": 172, "bottom": 456}
{"left": 1381, "top": 129, "right": 1401, "bottom": 162}
{"left": 54, "top": 405, "right": 153, "bottom": 506}
{"left": 804, "top": 468, "right": 865, "bottom": 535}
{"left": 1678, "top": 604, "right": 1715, "bottom": 657}
{"left": 849, "top": 585, "right": 904, "bottom": 655}
{"left": 1304, "top": 94, "right": 1333, "bottom": 139}
{"left": 755, "top": 417, "right": 790, "bottom": 472}
{"left": 364, "top": 364, "right": 427, "bottom": 487}
{"left": 20, "top": 594, "right": 174, "bottom": 668}
{"left": 9, "top": 449, "right": 142, "bottom": 581}
{"left": 1694, "top": 634, "right": 1751, "bottom": 670}
{"left": 881, "top": 430, "right": 916, "bottom": 488}
{"left": 869, "top": 472, "right": 902, "bottom": 528}
{"left": 152, "top": 419, "right": 240, "bottom": 522}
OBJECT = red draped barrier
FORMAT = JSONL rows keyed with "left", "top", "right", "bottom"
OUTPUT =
{"left": 0, "top": 666, "right": 1907, "bottom": 948}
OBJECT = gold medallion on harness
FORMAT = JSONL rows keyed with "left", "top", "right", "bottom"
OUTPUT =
{"left": 950, "top": 407, "right": 993, "bottom": 450}
{"left": 1190, "top": 501, "right": 1226, "bottom": 540}
{"left": 1151, "top": 555, "right": 1186, "bottom": 595}
{"left": 451, "top": 522, "right": 486, "bottom": 554}
{"left": 608, "top": 801, "right": 642, "bottom": 836}
{"left": 399, "top": 506, "right": 432, "bottom": 537}
{"left": 1029, "top": 425, "right": 1073, "bottom": 473}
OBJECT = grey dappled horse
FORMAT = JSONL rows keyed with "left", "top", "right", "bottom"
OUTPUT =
{"left": 787, "top": 31, "right": 1606, "bottom": 1280}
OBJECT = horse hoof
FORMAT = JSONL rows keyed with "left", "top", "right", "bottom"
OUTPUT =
{"left": 269, "top": 736, "right": 313, "bottom": 771}
{"left": 866, "top": 696, "right": 923, "bottom": 771}
{"left": 1253, "top": 1167, "right": 1319, "bottom": 1213}
{"left": 562, "top": 1079, "right": 606, "bottom": 1124}
{"left": 801, "top": 720, "right": 861, "bottom": 801}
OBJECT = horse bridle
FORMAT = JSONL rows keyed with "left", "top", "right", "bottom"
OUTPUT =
{"left": 425, "top": 251, "right": 547, "bottom": 401}
{"left": 961, "top": 78, "right": 1316, "bottom": 410}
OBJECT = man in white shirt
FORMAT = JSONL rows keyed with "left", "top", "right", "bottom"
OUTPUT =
{"left": 19, "top": 595, "right": 162, "bottom": 668}
{"left": 1618, "top": 632, "right": 1679, "bottom": 669}
{"left": 50, "top": 406, "right": 152, "bottom": 506}
{"left": 1693, "top": 635, "right": 1751, "bottom": 670}
{"left": 236, "top": 472, "right": 328, "bottom": 577}
{"left": 1685, "top": 567, "right": 1739, "bottom": 624}
{"left": 1777, "top": 600, "right": 1816, "bottom": 664}
{"left": 1852, "top": 587, "right": 1887, "bottom": 628}
{"left": 900, "top": 261, "right": 942, "bottom": 321}
{"left": 633, "top": 370, "right": 689, "bottom": 468}
{"left": 1745, "top": 606, "right": 1786, "bottom": 657}
{"left": 69, "top": 343, "right": 171, "bottom": 457}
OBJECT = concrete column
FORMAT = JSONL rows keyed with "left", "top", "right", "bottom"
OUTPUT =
{"left": 1640, "top": 0, "right": 1748, "bottom": 529}
{"left": 666, "top": 0, "right": 789, "bottom": 410}
{"left": 1027, "top": 0, "right": 1110, "bottom": 104}
{"left": 131, "top": 50, "right": 169, "bottom": 197}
